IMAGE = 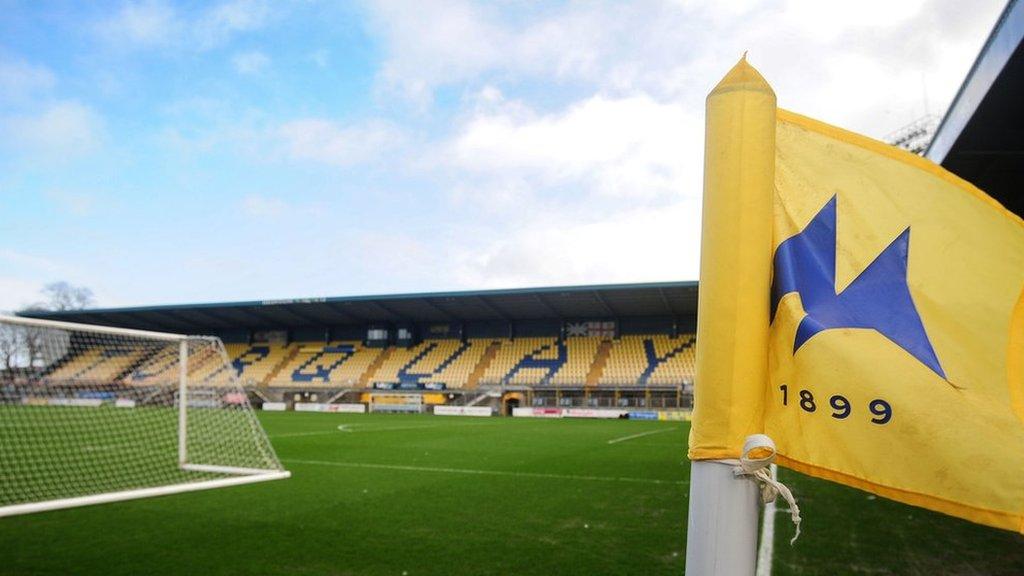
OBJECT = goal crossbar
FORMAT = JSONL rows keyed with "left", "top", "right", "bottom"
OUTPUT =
{"left": 0, "top": 314, "right": 188, "bottom": 342}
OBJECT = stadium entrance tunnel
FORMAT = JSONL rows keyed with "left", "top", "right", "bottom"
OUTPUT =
{"left": 503, "top": 393, "right": 523, "bottom": 416}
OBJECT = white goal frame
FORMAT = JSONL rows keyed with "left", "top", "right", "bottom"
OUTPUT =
{"left": 0, "top": 314, "right": 290, "bottom": 518}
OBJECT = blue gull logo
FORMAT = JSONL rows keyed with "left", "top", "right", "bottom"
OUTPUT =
{"left": 770, "top": 196, "right": 945, "bottom": 379}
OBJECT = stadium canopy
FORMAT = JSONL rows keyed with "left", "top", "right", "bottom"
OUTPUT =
{"left": 20, "top": 281, "right": 699, "bottom": 333}
{"left": 927, "top": 0, "right": 1024, "bottom": 217}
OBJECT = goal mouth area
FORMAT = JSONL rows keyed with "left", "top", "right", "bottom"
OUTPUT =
{"left": 0, "top": 313, "right": 290, "bottom": 519}
{"left": 0, "top": 468, "right": 291, "bottom": 518}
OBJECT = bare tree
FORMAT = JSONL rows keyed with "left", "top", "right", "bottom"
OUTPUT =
{"left": 24, "top": 281, "right": 95, "bottom": 312}
{"left": 0, "top": 325, "right": 49, "bottom": 372}
{"left": 1, "top": 281, "right": 92, "bottom": 373}
{"left": 0, "top": 326, "right": 17, "bottom": 370}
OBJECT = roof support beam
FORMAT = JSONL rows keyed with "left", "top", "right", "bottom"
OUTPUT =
{"left": 421, "top": 299, "right": 458, "bottom": 321}
{"left": 240, "top": 308, "right": 294, "bottom": 329}
{"left": 657, "top": 287, "right": 677, "bottom": 316}
{"left": 144, "top": 310, "right": 201, "bottom": 332}
{"left": 592, "top": 290, "right": 618, "bottom": 317}
{"left": 326, "top": 302, "right": 366, "bottom": 323}
{"left": 93, "top": 313, "right": 169, "bottom": 333}
{"left": 533, "top": 293, "right": 562, "bottom": 319}
{"left": 476, "top": 296, "right": 510, "bottom": 321}
{"left": 274, "top": 306, "right": 326, "bottom": 326}
{"left": 368, "top": 300, "right": 403, "bottom": 322}
{"left": 179, "top": 308, "right": 236, "bottom": 328}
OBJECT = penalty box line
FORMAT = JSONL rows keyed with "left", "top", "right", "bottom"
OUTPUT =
{"left": 283, "top": 459, "right": 688, "bottom": 486}
{"left": 606, "top": 427, "right": 678, "bottom": 445}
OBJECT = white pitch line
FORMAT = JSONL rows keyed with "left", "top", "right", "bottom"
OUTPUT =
{"left": 270, "top": 430, "right": 342, "bottom": 438}
{"left": 755, "top": 463, "right": 778, "bottom": 576}
{"left": 283, "top": 458, "right": 688, "bottom": 486}
{"left": 606, "top": 427, "right": 676, "bottom": 444}
{"left": 270, "top": 422, "right": 495, "bottom": 439}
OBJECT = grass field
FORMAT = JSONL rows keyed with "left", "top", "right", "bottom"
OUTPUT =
{"left": 1, "top": 412, "right": 1022, "bottom": 575}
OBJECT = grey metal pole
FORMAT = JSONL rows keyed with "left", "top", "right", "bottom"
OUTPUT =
{"left": 685, "top": 461, "right": 760, "bottom": 576}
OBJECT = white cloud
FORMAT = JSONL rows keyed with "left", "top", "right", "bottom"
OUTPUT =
{"left": 390, "top": 0, "right": 1001, "bottom": 290}
{"left": 44, "top": 190, "right": 97, "bottom": 216}
{"left": 778, "top": 0, "right": 926, "bottom": 38}
{"left": 0, "top": 57, "right": 56, "bottom": 103}
{"left": 365, "top": 0, "right": 728, "bottom": 103}
{"left": 446, "top": 90, "right": 701, "bottom": 201}
{"left": 240, "top": 194, "right": 330, "bottom": 221}
{"left": 278, "top": 118, "right": 405, "bottom": 167}
{"left": 0, "top": 277, "right": 44, "bottom": 314}
{"left": 232, "top": 50, "right": 270, "bottom": 75}
{"left": 0, "top": 251, "right": 72, "bottom": 312}
{"left": 308, "top": 48, "right": 330, "bottom": 69}
{"left": 452, "top": 200, "right": 702, "bottom": 287}
{"left": 154, "top": 98, "right": 406, "bottom": 169}
{"left": 194, "top": 0, "right": 269, "bottom": 48}
{"left": 0, "top": 250, "right": 115, "bottom": 311}
{"left": 0, "top": 250, "right": 66, "bottom": 276}
{"left": 368, "top": 1, "right": 507, "bottom": 104}
{"left": 155, "top": 96, "right": 267, "bottom": 158}
{"left": 242, "top": 195, "right": 289, "bottom": 217}
{"left": 3, "top": 101, "right": 105, "bottom": 159}
{"left": 365, "top": 0, "right": 1003, "bottom": 138}
{"left": 96, "top": 0, "right": 269, "bottom": 50}
{"left": 96, "top": 0, "right": 180, "bottom": 46}
{"left": 430, "top": 92, "right": 707, "bottom": 287}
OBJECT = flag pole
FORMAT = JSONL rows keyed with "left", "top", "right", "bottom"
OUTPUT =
{"left": 685, "top": 56, "right": 777, "bottom": 576}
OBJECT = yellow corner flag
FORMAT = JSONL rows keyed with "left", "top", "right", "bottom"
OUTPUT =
{"left": 689, "top": 57, "right": 1024, "bottom": 533}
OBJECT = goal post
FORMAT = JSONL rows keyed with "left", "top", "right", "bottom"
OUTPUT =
{"left": 0, "top": 314, "right": 289, "bottom": 518}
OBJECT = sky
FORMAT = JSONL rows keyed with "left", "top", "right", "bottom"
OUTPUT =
{"left": 0, "top": 0, "right": 1008, "bottom": 311}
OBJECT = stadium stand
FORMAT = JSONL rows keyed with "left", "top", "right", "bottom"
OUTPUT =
{"left": 25, "top": 283, "right": 701, "bottom": 409}
{"left": 38, "top": 333, "right": 696, "bottom": 390}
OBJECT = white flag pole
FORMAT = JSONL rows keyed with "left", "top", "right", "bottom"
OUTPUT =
{"left": 686, "top": 460, "right": 762, "bottom": 575}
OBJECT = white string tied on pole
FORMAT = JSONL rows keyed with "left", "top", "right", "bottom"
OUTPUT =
{"left": 734, "top": 434, "right": 802, "bottom": 544}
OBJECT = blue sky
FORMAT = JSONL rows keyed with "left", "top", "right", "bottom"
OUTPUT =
{"left": 0, "top": 0, "right": 1006, "bottom": 310}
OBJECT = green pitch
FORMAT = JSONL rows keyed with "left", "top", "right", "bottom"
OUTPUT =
{"left": 0, "top": 412, "right": 1021, "bottom": 575}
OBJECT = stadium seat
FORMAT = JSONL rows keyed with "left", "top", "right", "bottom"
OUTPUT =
{"left": 597, "top": 334, "right": 695, "bottom": 386}
{"left": 254, "top": 341, "right": 384, "bottom": 388}
{"left": 47, "top": 346, "right": 149, "bottom": 384}
{"left": 365, "top": 339, "right": 488, "bottom": 388}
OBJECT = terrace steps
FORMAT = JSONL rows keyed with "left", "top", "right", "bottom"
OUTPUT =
{"left": 261, "top": 345, "right": 300, "bottom": 387}
{"left": 465, "top": 342, "right": 500, "bottom": 389}
{"left": 359, "top": 347, "right": 393, "bottom": 387}
{"left": 585, "top": 340, "right": 613, "bottom": 387}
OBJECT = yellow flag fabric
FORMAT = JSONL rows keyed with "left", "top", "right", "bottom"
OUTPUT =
{"left": 688, "top": 56, "right": 775, "bottom": 461}
{"left": 689, "top": 58, "right": 1024, "bottom": 533}
{"left": 768, "top": 110, "right": 1024, "bottom": 533}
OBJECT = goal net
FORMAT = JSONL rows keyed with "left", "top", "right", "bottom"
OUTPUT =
{"left": 0, "top": 315, "right": 289, "bottom": 517}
